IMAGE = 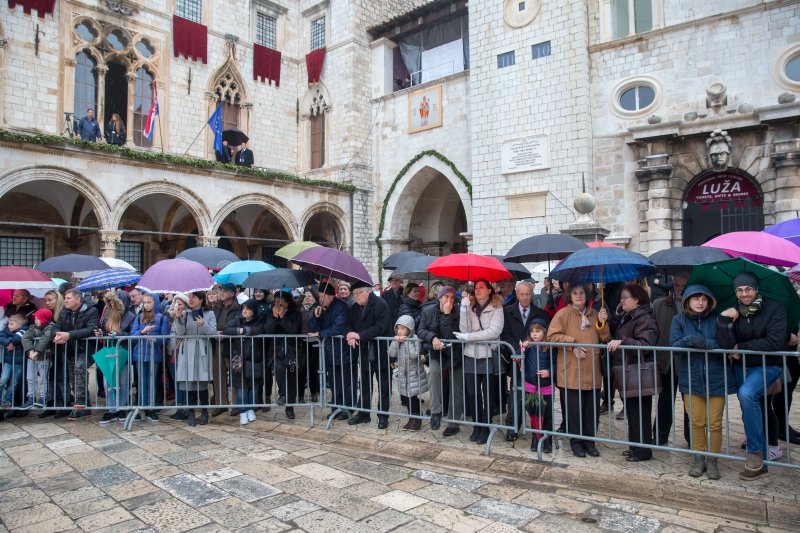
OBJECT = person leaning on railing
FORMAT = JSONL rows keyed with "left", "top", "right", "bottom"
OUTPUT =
{"left": 670, "top": 284, "right": 735, "bottom": 480}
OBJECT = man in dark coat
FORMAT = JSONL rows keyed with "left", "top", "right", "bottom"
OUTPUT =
{"left": 501, "top": 281, "right": 549, "bottom": 441}
{"left": 212, "top": 283, "right": 240, "bottom": 416}
{"left": 308, "top": 282, "right": 353, "bottom": 419}
{"left": 417, "top": 285, "right": 463, "bottom": 435}
{"left": 381, "top": 274, "right": 403, "bottom": 324}
{"left": 76, "top": 108, "right": 102, "bottom": 141}
{"left": 717, "top": 272, "right": 788, "bottom": 481}
{"left": 346, "top": 281, "right": 393, "bottom": 429}
{"left": 5, "top": 289, "right": 37, "bottom": 324}
{"left": 53, "top": 289, "right": 99, "bottom": 419}
{"left": 235, "top": 142, "right": 254, "bottom": 167}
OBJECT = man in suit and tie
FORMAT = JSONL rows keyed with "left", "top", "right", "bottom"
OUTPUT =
{"left": 501, "top": 280, "right": 549, "bottom": 441}
{"left": 235, "top": 142, "right": 254, "bottom": 167}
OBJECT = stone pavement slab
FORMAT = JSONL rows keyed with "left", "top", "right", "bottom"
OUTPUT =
{"left": 369, "top": 489, "right": 428, "bottom": 511}
{"left": 131, "top": 498, "right": 211, "bottom": 532}
{"left": 214, "top": 474, "right": 281, "bottom": 502}
{"left": 268, "top": 499, "right": 321, "bottom": 521}
{"left": 153, "top": 473, "right": 229, "bottom": 507}
{"left": 83, "top": 463, "right": 140, "bottom": 488}
{"left": 465, "top": 498, "right": 541, "bottom": 527}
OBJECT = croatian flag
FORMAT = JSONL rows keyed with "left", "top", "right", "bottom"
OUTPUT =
{"left": 143, "top": 84, "right": 159, "bottom": 141}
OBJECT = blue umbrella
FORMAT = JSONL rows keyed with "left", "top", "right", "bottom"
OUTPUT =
{"left": 36, "top": 254, "right": 110, "bottom": 273}
{"left": 550, "top": 247, "right": 657, "bottom": 285}
{"left": 77, "top": 268, "right": 141, "bottom": 292}
{"left": 214, "top": 260, "right": 275, "bottom": 285}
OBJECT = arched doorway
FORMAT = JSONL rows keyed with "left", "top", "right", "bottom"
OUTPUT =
{"left": 303, "top": 211, "right": 344, "bottom": 249}
{"left": 213, "top": 202, "right": 294, "bottom": 268}
{"left": 682, "top": 169, "right": 764, "bottom": 246}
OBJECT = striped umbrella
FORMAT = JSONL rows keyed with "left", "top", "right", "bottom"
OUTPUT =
{"left": 77, "top": 268, "right": 141, "bottom": 292}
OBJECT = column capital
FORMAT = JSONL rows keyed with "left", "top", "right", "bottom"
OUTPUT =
{"left": 99, "top": 230, "right": 122, "bottom": 258}
{"left": 198, "top": 235, "right": 220, "bottom": 247}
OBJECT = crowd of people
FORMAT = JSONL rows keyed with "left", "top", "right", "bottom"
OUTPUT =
{"left": 0, "top": 268, "right": 797, "bottom": 482}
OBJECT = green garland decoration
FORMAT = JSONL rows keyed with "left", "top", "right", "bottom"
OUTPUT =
{"left": 0, "top": 129, "right": 356, "bottom": 193}
{"left": 374, "top": 150, "right": 472, "bottom": 284}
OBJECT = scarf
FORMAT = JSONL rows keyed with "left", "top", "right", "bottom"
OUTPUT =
{"left": 572, "top": 304, "right": 591, "bottom": 331}
{"left": 738, "top": 294, "right": 763, "bottom": 318}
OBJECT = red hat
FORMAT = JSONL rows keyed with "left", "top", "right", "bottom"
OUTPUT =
{"left": 32, "top": 308, "right": 53, "bottom": 324}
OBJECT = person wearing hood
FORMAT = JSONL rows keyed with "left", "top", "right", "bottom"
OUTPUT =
{"left": 389, "top": 314, "right": 428, "bottom": 431}
{"left": 454, "top": 279, "right": 505, "bottom": 445}
{"left": 607, "top": 284, "right": 659, "bottom": 462}
{"left": 223, "top": 298, "right": 267, "bottom": 425}
{"left": 398, "top": 283, "right": 422, "bottom": 324}
{"left": 717, "top": 272, "right": 788, "bottom": 481}
{"left": 671, "top": 284, "right": 735, "bottom": 480}
{"left": 264, "top": 291, "right": 301, "bottom": 420}
{"left": 131, "top": 292, "right": 170, "bottom": 422}
{"left": 22, "top": 308, "right": 56, "bottom": 409}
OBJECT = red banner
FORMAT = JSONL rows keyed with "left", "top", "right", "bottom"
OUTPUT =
{"left": 254, "top": 44, "right": 281, "bottom": 86}
{"left": 8, "top": 0, "right": 55, "bottom": 17}
{"left": 173, "top": 16, "right": 207, "bottom": 64}
{"left": 685, "top": 171, "right": 761, "bottom": 205}
{"left": 305, "top": 47, "right": 326, "bottom": 85}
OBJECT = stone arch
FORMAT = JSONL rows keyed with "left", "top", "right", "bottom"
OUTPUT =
{"left": 112, "top": 182, "right": 212, "bottom": 235}
{"left": 301, "top": 202, "right": 348, "bottom": 248}
{"left": 0, "top": 165, "right": 112, "bottom": 228}
{"left": 209, "top": 193, "right": 299, "bottom": 240}
{"left": 300, "top": 82, "right": 331, "bottom": 118}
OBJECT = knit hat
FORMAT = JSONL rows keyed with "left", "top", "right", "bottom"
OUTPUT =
{"left": 530, "top": 317, "right": 549, "bottom": 330}
{"left": 32, "top": 308, "right": 53, "bottom": 324}
{"left": 173, "top": 293, "right": 190, "bottom": 306}
{"left": 733, "top": 272, "right": 759, "bottom": 290}
{"left": 438, "top": 285, "right": 456, "bottom": 299}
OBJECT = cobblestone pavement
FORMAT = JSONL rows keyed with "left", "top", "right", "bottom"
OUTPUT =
{"left": 1, "top": 405, "right": 799, "bottom": 532}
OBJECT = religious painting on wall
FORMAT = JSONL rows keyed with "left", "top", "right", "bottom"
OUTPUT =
{"left": 408, "top": 85, "right": 442, "bottom": 133}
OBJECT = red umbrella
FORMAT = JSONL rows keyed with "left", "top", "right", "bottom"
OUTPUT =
{"left": 586, "top": 240, "right": 621, "bottom": 248}
{"left": 0, "top": 266, "right": 57, "bottom": 296}
{"left": 426, "top": 254, "right": 511, "bottom": 282}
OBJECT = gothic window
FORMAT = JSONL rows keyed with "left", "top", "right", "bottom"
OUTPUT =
{"left": 256, "top": 12, "right": 277, "bottom": 49}
{"left": 612, "top": 0, "right": 652, "bottom": 38}
{"left": 308, "top": 87, "right": 328, "bottom": 169}
{"left": 176, "top": 0, "right": 202, "bottom": 22}
{"left": 133, "top": 68, "right": 155, "bottom": 147}
{"left": 311, "top": 16, "right": 325, "bottom": 50}
{"left": 214, "top": 72, "right": 243, "bottom": 131}
{"left": 74, "top": 50, "right": 98, "bottom": 116}
{"left": 104, "top": 60, "right": 128, "bottom": 130}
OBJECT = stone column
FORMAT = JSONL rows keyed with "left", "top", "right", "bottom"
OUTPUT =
{"left": 99, "top": 230, "right": 122, "bottom": 258}
{"left": 772, "top": 138, "right": 800, "bottom": 221}
{"left": 370, "top": 38, "right": 397, "bottom": 99}
{"left": 634, "top": 154, "right": 673, "bottom": 254}
{"left": 459, "top": 232, "right": 473, "bottom": 253}
{"left": 125, "top": 71, "right": 137, "bottom": 147}
{"left": 95, "top": 65, "right": 108, "bottom": 127}
{"left": 378, "top": 238, "right": 410, "bottom": 258}
{"left": 63, "top": 57, "right": 77, "bottom": 132}
{"left": 198, "top": 235, "right": 220, "bottom": 247}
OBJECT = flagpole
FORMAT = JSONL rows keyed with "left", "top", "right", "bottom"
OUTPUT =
{"left": 155, "top": 84, "right": 164, "bottom": 154}
{"left": 182, "top": 125, "right": 207, "bottom": 157}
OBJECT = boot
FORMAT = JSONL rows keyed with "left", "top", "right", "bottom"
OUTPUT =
{"left": 199, "top": 409, "right": 209, "bottom": 425}
{"left": 706, "top": 458, "right": 720, "bottom": 480}
{"left": 187, "top": 410, "right": 196, "bottom": 427}
{"left": 408, "top": 418, "right": 422, "bottom": 431}
{"left": 403, "top": 418, "right": 414, "bottom": 430}
{"left": 688, "top": 455, "right": 706, "bottom": 477}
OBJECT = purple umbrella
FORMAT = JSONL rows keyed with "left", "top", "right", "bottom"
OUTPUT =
{"left": 137, "top": 258, "right": 215, "bottom": 294}
{"left": 702, "top": 231, "right": 800, "bottom": 267}
{"left": 764, "top": 218, "right": 800, "bottom": 247}
{"left": 292, "top": 247, "right": 373, "bottom": 285}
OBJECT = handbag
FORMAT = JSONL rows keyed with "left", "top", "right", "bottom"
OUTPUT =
{"left": 612, "top": 360, "right": 661, "bottom": 397}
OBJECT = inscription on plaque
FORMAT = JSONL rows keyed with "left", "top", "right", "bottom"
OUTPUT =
{"left": 501, "top": 135, "right": 550, "bottom": 174}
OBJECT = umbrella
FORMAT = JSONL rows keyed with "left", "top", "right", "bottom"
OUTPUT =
{"left": 177, "top": 247, "right": 240, "bottom": 270}
{"left": 702, "top": 232, "right": 800, "bottom": 268}
{"left": 222, "top": 128, "right": 249, "bottom": 146}
{"left": 214, "top": 260, "right": 275, "bottom": 286}
{"left": 586, "top": 241, "right": 621, "bottom": 248}
{"left": 392, "top": 255, "right": 438, "bottom": 278}
{"left": 242, "top": 268, "right": 316, "bottom": 290}
{"left": 74, "top": 256, "right": 138, "bottom": 279}
{"left": 787, "top": 264, "right": 800, "bottom": 284}
{"left": 648, "top": 246, "right": 731, "bottom": 274}
{"left": 77, "top": 268, "right": 142, "bottom": 292}
{"left": 490, "top": 255, "right": 531, "bottom": 281}
{"left": 275, "top": 241, "right": 321, "bottom": 260}
{"left": 36, "top": 254, "right": 110, "bottom": 273}
{"left": 550, "top": 247, "right": 657, "bottom": 285}
{"left": 383, "top": 251, "right": 425, "bottom": 270}
{"left": 0, "top": 266, "right": 57, "bottom": 296}
{"left": 504, "top": 234, "right": 588, "bottom": 263}
{"left": 50, "top": 278, "right": 69, "bottom": 288}
{"left": 292, "top": 247, "right": 373, "bottom": 285}
{"left": 764, "top": 218, "right": 800, "bottom": 247}
{"left": 687, "top": 257, "right": 800, "bottom": 328}
{"left": 91, "top": 345, "right": 129, "bottom": 388}
{"left": 137, "top": 258, "right": 215, "bottom": 294}
{"left": 426, "top": 254, "right": 511, "bottom": 282}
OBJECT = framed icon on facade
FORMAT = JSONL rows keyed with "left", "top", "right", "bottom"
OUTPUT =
{"left": 408, "top": 85, "right": 443, "bottom": 133}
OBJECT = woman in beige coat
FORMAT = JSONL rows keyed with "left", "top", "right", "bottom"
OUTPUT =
{"left": 547, "top": 284, "right": 610, "bottom": 457}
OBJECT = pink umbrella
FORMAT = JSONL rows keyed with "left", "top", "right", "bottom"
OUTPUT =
{"left": 702, "top": 231, "right": 800, "bottom": 267}
{"left": 137, "top": 258, "right": 215, "bottom": 294}
{"left": 0, "top": 266, "right": 57, "bottom": 296}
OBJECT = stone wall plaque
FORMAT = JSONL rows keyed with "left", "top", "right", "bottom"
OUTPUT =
{"left": 506, "top": 191, "right": 547, "bottom": 219}
{"left": 501, "top": 135, "right": 550, "bottom": 174}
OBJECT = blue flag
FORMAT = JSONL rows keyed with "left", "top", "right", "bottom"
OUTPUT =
{"left": 207, "top": 103, "right": 223, "bottom": 153}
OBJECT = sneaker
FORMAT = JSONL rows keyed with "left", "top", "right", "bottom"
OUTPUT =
{"left": 277, "top": 396, "right": 287, "bottom": 406}
{"left": 67, "top": 410, "right": 89, "bottom": 420}
{"left": 117, "top": 411, "right": 128, "bottom": 421}
{"left": 21, "top": 399, "right": 35, "bottom": 410}
{"left": 239, "top": 412, "right": 249, "bottom": 426}
{"left": 99, "top": 412, "right": 117, "bottom": 425}
{"left": 745, "top": 451, "right": 764, "bottom": 471}
{"left": 247, "top": 410, "right": 256, "bottom": 422}
{"left": 145, "top": 411, "right": 160, "bottom": 422}
{"left": 768, "top": 446, "right": 784, "bottom": 461}
{"left": 740, "top": 467, "right": 768, "bottom": 481}
{"left": 34, "top": 399, "right": 45, "bottom": 408}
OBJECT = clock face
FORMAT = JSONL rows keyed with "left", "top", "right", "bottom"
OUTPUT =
{"left": 503, "top": 0, "right": 541, "bottom": 28}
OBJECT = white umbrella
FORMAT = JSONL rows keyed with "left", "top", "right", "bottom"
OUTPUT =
{"left": 74, "top": 256, "right": 137, "bottom": 278}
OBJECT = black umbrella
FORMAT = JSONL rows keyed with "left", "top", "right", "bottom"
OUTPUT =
{"left": 491, "top": 255, "right": 532, "bottom": 282}
{"left": 648, "top": 246, "right": 731, "bottom": 274}
{"left": 242, "top": 268, "right": 316, "bottom": 290}
{"left": 177, "top": 247, "right": 240, "bottom": 270}
{"left": 35, "top": 254, "right": 110, "bottom": 273}
{"left": 392, "top": 255, "right": 438, "bottom": 278}
{"left": 382, "top": 250, "right": 424, "bottom": 270}
{"left": 504, "top": 234, "right": 588, "bottom": 263}
{"left": 222, "top": 128, "right": 249, "bottom": 146}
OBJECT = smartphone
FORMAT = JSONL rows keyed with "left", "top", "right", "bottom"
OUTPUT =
{"left": 192, "top": 309, "right": 203, "bottom": 320}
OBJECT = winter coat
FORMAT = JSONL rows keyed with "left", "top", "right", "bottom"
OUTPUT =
{"left": 524, "top": 344, "right": 552, "bottom": 388}
{"left": 55, "top": 303, "right": 100, "bottom": 357}
{"left": 652, "top": 293, "right": 680, "bottom": 373}
{"left": 459, "top": 294, "right": 505, "bottom": 360}
{"left": 382, "top": 288, "right": 403, "bottom": 324}
{"left": 671, "top": 285, "right": 736, "bottom": 397}
{"left": 0, "top": 327, "right": 26, "bottom": 366}
{"left": 502, "top": 302, "right": 549, "bottom": 355}
{"left": 173, "top": 308, "right": 217, "bottom": 385}
{"left": 398, "top": 296, "right": 422, "bottom": 324}
{"left": 717, "top": 297, "right": 788, "bottom": 368}
{"left": 610, "top": 304, "right": 660, "bottom": 397}
{"left": 222, "top": 313, "right": 267, "bottom": 382}
{"left": 131, "top": 311, "right": 170, "bottom": 363}
{"left": 214, "top": 300, "right": 241, "bottom": 358}
{"left": 547, "top": 305, "right": 610, "bottom": 390}
{"left": 4, "top": 301, "right": 37, "bottom": 325}
{"left": 264, "top": 307, "right": 301, "bottom": 372}
{"left": 347, "top": 293, "right": 393, "bottom": 365}
{"left": 417, "top": 299, "right": 462, "bottom": 368}
{"left": 308, "top": 298, "right": 350, "bottom": 366}
{"left": 22, "top": 321, "right": 56, "bottom": 361}
{"left": 389, "top": 315, "right": 428, "bottom": 397}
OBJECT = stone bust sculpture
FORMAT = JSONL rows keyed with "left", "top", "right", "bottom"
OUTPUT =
{"left": 706, "top": 129, "right": 732, "bottom": 171}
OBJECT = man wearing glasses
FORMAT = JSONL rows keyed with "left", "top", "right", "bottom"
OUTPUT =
{"left": 717, "top": 272, "right": 788, "bottom": 481}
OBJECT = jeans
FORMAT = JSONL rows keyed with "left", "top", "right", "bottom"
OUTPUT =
{"left": 735, "top": 364, "right": 782, "bottom": 468}
{"left": 26, "top": 359, "right": 50, "bottom": 401}
{"left": 236, "top": 384, "right": 258, "bottom": 406}
{"left": 136, "top": 360, "right": 158, "bottom": 408}
{"left": 103, "top": 363, "right": 129, "bottom": 414}
{"left": 0, "top": 362, "right": 23, "bottom": 404}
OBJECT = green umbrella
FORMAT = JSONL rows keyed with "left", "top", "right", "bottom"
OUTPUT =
{"left": 275, "top": 241, "right": 321, "bottom": 260}
{"left": 686, "top": 257, "right": 800, "bottom": 328}
{"left": 91, "top": 345, "right": 129, "bottom": 388}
